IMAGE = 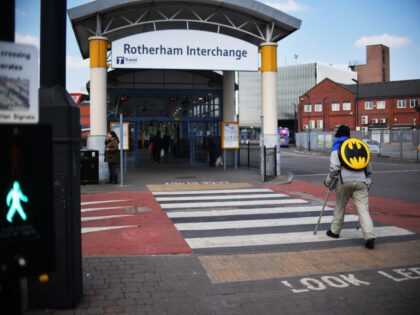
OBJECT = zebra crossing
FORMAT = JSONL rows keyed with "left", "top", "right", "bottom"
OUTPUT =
{"left": 80, "top": 199, "right": 138, "bottom": 234}
{"left": 153, "top": 188, "right": 415, "bottom": 254}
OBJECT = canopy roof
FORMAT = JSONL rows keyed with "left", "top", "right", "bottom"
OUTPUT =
{"left": 68, "top": 0, "right": 302, "bottom": 59}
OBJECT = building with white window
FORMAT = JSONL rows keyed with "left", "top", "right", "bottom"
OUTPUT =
{"left": 238, "top": 62, "right": 357, "bottom": 139}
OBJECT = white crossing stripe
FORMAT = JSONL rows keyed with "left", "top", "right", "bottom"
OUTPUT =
{"left": 160, "top": 198, "right": 308, "bottom": 209}
{"left": 81, "top": 199, "right": 131, "bottom": 206}
{"left": 185, "top": 226, "right": 414, "bottom": 249}
{"left": 175, "top": 215, "right": 358, "bottom": 231}
{"left": 81, "top": 225, "right": 137, "bottom": 234}
{"left": 153, "top": 189, "right": 273, "bottom": 196}
{"left": 81, "top": 206, "right": 124, "bottom": 213}
{"left": 156, "top": 193, "right": 288, "bottom": 202}
{"left": 81, "top": 215, "right": 133, "bottom": 222}
{"left": 166, "top": 205, "right": 334, "bottom": 218}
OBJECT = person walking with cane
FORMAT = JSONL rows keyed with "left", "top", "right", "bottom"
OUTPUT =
{"left": 324, "top": 125, "right": 376, "bottom": 249}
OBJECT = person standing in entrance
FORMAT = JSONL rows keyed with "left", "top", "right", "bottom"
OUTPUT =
{"left": 105, "top": 130, "right": 120, "bottom": 184}
{"left": 151, "top": 131, "right": 163, "bottom": 166}
{"left": 324, "top": 125, "right": 375, "bottom": 249}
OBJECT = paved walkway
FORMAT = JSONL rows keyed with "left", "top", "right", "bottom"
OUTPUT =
{"left": 23, "top": 159, "right": 420, "bottom": 314}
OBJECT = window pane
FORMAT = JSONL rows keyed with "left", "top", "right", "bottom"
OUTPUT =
{"left": 343, "top": 102, "right": 351, "bottom": 111}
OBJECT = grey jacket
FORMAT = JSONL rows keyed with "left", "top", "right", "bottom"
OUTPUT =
{"left": 326, "top": 150, "right": 372, "bottom": 185}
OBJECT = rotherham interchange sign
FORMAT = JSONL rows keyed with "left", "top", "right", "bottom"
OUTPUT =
{"left": 111, "top": 30, "right": 258, "bottom": 71}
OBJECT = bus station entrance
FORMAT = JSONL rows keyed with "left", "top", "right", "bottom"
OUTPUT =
{"left": 104, "top": 69, "right": 225, "bottom": 166}
{"left": 68, "top": 0, "right": 301, "bottom": 181}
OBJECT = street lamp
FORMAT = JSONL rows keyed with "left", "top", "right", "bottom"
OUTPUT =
{"left": 292, "top": 102, "right": 298, "bottom": 134}
{"left": 352, "top": 78, "right": 359, "bottom": 130}
{"left": 322, "top": 97, "right": 328, "bottom": 131}
{"left": 303, "top": 94, "right": 311, "bottom": 151}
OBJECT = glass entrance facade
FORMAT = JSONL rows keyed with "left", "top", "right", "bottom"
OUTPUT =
{"left": 108, "top": 89, "right": 222, "bottom": 167}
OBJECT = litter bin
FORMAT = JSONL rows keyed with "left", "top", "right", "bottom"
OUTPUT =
{"left": 80, "top": 150, "right": 99, "bottom": 184}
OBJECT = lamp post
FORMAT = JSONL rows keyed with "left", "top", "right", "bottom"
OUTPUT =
{"left": 352, "top": 78, "right": 359, "bottom": 130}
{"left": 292, "top": 102, "right": 298, "bottom": 134}
{"left": 322, "top": 97, "right": 328, "bottom": 131}
{"left": 305, "top": 94, "right": 311, "bottom": 151}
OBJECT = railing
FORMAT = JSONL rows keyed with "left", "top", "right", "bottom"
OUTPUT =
{"left": 295, "top": 129, "right": 420, "bottom": 161}
{"left": 239, "top": 143, "right": 277, "bottom": 181}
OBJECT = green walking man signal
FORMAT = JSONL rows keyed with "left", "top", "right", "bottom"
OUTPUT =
{"left": 6, "top": 181, "right": 28, "bottom": 223}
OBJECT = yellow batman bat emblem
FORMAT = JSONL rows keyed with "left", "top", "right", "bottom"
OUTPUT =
{"left": 339, "top": 138, "right": 371, "bottom": 170}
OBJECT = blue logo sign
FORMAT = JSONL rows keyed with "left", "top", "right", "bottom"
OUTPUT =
{"left": 116, "top": 57, "right": 125, "bottom": 64}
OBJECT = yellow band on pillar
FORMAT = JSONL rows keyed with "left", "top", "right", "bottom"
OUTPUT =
{"left": 89, "top": 37, "right": 108, "bottom": 68}
{"left": 260, "top": 43, "right": 278, "bottom": 72}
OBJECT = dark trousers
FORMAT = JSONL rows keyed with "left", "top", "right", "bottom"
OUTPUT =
{"left": 108, "top": 163, "right": 119, "bottom": 183}
{"left": 153, "top": 149, "right": 161, "bottom": 164}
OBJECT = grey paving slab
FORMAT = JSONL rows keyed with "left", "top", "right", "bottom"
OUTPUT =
{"left": 23, "top": 255, "right": 420, "bottom": 315}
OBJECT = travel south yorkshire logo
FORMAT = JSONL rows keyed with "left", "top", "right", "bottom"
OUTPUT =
{"left": 116, "top": 56, "right": 138, "bottom": 65}
{"left": 116, "top": 56, "right": 124, "bottom": 64}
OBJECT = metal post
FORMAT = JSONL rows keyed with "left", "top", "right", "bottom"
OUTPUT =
{"left": 234, "top": 149, "right": 238, "bottom": 170}
{"left": 274, "top": 145, "right": 277, "bottom": 177}
{"left": 223, "top": 149, "right": 226, "bottom": 171}
{"left": 260, "top": 115, "right": 265, "bottom": 181}
{"left": 247, "top": 142, "right": 250, "bottom": 168}
{"left": 1, "top": 277, "right": 21, "bottom": 315}
{"left": 119, "top": 114, "right": 124, "bottom": 186}
{"left": 0, "top": 0, "right": 14, "bottom": 42}
{"left": 40, "top": 0, "right": 66, "bottom": 88}
{"left": 263, "top": 146, "right": 267, "bottom": 182}
{"left": 400, "top": 130, "right": 403, "bottom": 160}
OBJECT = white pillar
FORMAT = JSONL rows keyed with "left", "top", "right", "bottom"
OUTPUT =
{"left": 223, "top": 71, "right": 236, "bottom": 121}
{"left": 260, "top": 42, "right": 280, "bottom": 176}
{"left": 87, "top": 36, "right": 108, "bottom": 182}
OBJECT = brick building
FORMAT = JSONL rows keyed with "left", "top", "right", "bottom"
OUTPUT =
{"left": 351, "top": 44, "right": 390, "bottom": 84}
{"left": 298, "top": 78, "right": 420, "bottom": 132}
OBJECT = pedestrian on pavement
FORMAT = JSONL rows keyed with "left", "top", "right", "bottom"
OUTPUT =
{"left": 324, "top": 125, "right": 375, "bottom": 249}
{"left": 162, "top": 132, "right": 171, "bottom": 156}
{"left": 150, "top": 131, "right": 163, "bottom": 166}
{"left": 105, "top": 130, "right": 120, "bottom": 184}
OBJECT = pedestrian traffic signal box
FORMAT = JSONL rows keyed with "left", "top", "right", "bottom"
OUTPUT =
{"left": 0, "top": 125, "right": 55, "bottom": 279}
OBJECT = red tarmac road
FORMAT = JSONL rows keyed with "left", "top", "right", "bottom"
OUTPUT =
{"left": 81, "top": 180, "right": 420, "bottom": 256}
{"left": 81, "top": 191, "right": 191, "bottom": 256}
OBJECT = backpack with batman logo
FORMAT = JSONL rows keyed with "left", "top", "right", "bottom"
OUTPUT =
{"left": 338, "top": 138, "right": 371, "bottom": 170}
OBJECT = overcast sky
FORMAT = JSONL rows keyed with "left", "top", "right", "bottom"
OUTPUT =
{"left": 15, "top": 0, "right": 420, "bottom": 93}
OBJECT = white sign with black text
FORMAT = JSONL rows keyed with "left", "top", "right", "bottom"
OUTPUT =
{"left": 111, "top": 30, "right": 259, "bottom": 71}
{"left": 0, "top": 41, "right": 39, "bottom": 123}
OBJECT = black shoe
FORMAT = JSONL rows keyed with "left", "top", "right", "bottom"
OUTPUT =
{"left": 326, "top": 230, "right": 340, "bottom": 239}
{"left": 365, "top": 238, "right": 375, "bottom": 249}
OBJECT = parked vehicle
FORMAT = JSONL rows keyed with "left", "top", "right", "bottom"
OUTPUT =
{"left": 363, "top": 139, "right": 381, "bottom": 154}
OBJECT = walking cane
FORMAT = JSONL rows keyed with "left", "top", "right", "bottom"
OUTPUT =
{"left": 313, "top": 177, "right": 338, "bottom": 235}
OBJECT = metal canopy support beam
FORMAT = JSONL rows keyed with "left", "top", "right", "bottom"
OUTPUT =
{"left": 68, "top": 1, "right": 302, "bottom": 59}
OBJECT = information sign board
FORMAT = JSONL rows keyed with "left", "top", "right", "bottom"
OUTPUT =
{"left": 110, "top": 122, "right": 129, "bottom": 151}
{"left": 222, "top": 122, "right": 239, "bottom": 149}
{"left": 0, "top": 41, "right": 39, "bottom": 123}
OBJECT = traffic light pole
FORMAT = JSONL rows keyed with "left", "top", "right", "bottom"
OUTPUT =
{"left": 27, "top": 0, "right": 83, "bottom": 308}
{"left": 0, "top": 277, "right": 21, "bottom": 315}
{"left": 0, "top": 1, "right": 20, "bottom": 313}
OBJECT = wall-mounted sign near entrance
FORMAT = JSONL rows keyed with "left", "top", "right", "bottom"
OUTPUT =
{"left": 222, "top": 122, "right": 240, "bottom": 149}
{"left": 110, "top": 122, "right": 129, "bottom": 151}
{"left": 112, "top": 30, "right": 258, "bottom": 71}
